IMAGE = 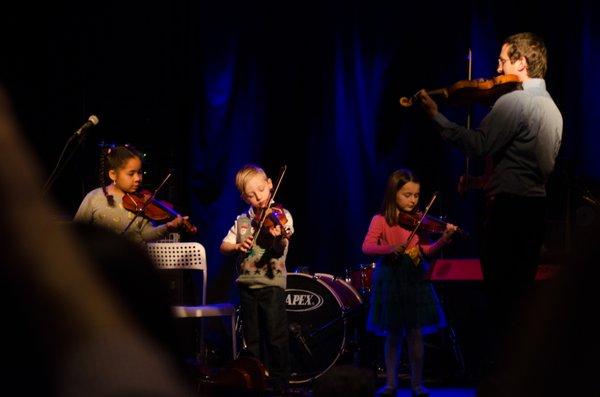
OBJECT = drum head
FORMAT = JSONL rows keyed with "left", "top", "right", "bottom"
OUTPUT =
{"left": 286, "top": 273, "right": 347, "bottom": 384}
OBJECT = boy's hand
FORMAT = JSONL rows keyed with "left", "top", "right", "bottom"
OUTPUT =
{"left": 237, "top": 235, "right": 254, "bottom": 253}
{"left": 268, "top": 224, "right": 283, "bottom": 237}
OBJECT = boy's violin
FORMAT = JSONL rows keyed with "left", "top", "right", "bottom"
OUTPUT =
{"left": 399, "top": 74, "right": 522, "bottom": 108}
{"left": 251, "top": 165, "right": 289, "bottom": 242}
{"left": 122, "top": 189, "right": 198, "bottom": 234}
{"left": 253, "top": 203, "right": 290, "bottom": 238}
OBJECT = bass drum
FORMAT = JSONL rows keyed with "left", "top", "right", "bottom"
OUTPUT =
{"left": 285, "top": 272, "right": 362, "bottom": 384}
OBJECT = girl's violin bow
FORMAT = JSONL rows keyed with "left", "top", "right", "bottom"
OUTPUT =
{"left": 403, "top": 191, "right": 438, "bottom": 250}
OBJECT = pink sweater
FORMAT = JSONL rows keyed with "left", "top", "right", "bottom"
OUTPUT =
{"left": 362, "top": 214, "right": 446, "bottom": 258}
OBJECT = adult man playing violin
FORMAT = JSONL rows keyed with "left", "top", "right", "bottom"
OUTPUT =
{"left": 416, "top": 32, "right": 563, "bottom": 379}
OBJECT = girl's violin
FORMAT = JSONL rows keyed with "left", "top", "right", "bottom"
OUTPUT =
{"left": 398, "top": 210, "right": 468, "bottom": 237}
{"left": 253, "top": 203, "right": 290, "bottom": 238}
{"left": 399, "top": 74, "right": 522, "bottom": 108}
{"left": 122, "top": 189, "right": 198, "bottom": 234}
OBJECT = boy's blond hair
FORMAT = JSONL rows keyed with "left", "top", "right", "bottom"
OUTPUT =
{"left": 235, "top": 164, "right": 267, "bottom": 194}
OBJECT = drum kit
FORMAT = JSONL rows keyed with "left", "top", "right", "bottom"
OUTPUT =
{"left": 232, "top": 262, "right": 465, "bottom": 385}
{"left": 233, "top": 264, "right": 376, "bottom": 384}
{"left": 284, "top": 264, "right": 376, "bottom": 384}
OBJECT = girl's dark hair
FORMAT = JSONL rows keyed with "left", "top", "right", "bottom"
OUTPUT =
{"left": 380, "top": 168, "right": 420, "bottom": 226}
{"left": 99, "top": 144, "right": 142, "bottom": 206}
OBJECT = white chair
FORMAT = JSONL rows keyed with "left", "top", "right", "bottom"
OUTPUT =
{"left": 146, "top": 242, "right": 237, "bottom": 359}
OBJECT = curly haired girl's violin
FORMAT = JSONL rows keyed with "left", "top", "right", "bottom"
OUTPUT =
{"left": 122, "top": 189, "right": 198, "bottom": 234}
{"left": 399, "top": 74, "right": 522, "bottom": 108}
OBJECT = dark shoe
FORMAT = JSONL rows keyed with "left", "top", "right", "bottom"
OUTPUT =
{"left": 375, "top": 385, "right": 397, "bottom": 397}
{"left": 267, "top": 379, "right": 288, "bottom": 397}
{"left": 411, "top": 385, "right": 430, "bottom": 397}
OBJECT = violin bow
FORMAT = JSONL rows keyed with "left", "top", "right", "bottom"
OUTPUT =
{"left": 121, "top": 173, "right": 172, "bottom": 235}
{"left": 404, "top": 191, "right": 438, "bottom": 249}
{"left": 250, "top": 165, "right": 288, "bottom": 243}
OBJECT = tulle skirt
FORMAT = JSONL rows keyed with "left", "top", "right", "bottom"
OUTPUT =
{"left": 367, "top": 254, "right": 446, "bottom": 336}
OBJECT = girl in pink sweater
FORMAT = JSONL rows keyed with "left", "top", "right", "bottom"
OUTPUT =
{"left": 363, "top": 169, "right": 457, "bottom": 397}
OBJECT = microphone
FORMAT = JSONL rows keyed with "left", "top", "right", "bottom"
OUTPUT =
{"left": 74, "top": 115, "right": 99, "bottom": 136}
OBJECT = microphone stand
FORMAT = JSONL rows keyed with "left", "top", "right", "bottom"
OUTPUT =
{"left": 43, "top": 116, "right": 98, "bottom": 195}
{"left": 289, "top": 322, "right": 313, "bottom": 357}
{"left": 43, "top": 134, "right": 85, "bottom": 195}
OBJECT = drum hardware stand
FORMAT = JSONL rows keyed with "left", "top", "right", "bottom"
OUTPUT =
{"left": 431, "top": 278, "right": 467, "bottom": 377}
{"left": 234, "top": 306, "right": 246, "bottom": 358}
{"left": 344, "top": 269, "right": 352, "bottom": 284}
{"left": 422, "top": 191, "right": 466, "bottom": 378}
{"left": 432, "top": 217, "right": 467, "bottom": 378}
{"left": 446, "top": 324, "right": 466, "bottom": 376}
{"left": 435, "top": 295, "right": 466, "bottom": 377}
{"left": 289, "top": 323, "right": 313, "bottom": 357}
{"left": 307, "top": 304, "right": 365, "bottom": 340}
{"left": 308, "top": 317, "right": 335, "bottom": 338}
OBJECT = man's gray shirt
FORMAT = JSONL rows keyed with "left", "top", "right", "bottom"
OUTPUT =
{"left": 432, "top": 78, "right": 563, "bottom": 197}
